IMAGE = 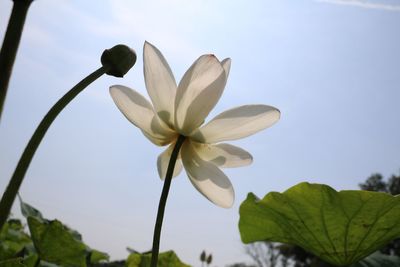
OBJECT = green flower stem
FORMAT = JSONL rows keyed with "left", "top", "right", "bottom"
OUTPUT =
{"left": 151, "top": 135, "right": 186, "bottom": 267}
{"left": 0, "top": 0, "right": 34, "bottom": 121}
{"left": 0, "top": 66, "right": 107, "bottom": 230}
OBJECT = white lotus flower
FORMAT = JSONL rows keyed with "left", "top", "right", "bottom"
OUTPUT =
{"left": 110, "top": 41, "right": 280, "bottom": 208}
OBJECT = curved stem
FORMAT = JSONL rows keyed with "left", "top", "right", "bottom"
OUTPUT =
{"left": 0, "top": 66, "right": 107, "bottom": 230}
{"left": 150, "top": 135, "right": 186, "bottom": 267}
{"left": 0, "top": 0, "right": 34, "bottom": 121}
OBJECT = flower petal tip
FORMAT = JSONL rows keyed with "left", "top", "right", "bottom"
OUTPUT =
{"left": 219, "top": 198, "right": 234, "bottom": 209}
{"left": 143, "top": 40, "right": 156, "bottom": 51}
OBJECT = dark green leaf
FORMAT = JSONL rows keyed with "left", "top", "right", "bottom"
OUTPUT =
{"left": 126, "top": 251, "right": 191, "bottom": 267}
{"left": 351, "top": 252, "right": 400, "bottom": 267}
{"left": 18, "top": 197, "right": 43, "bottom": 222}
{"left": 18, "top": 198, "right": 108, "bottom": 267}
{"left": 38, "top": 262, "right": 59, "bottom": 267}
{"left": 239, "top": 182, "right": 400, "bottom": 266}
{"left": 0, "top": 258, "right": 25, "bottom": 267}
{"left": 21, "top": 254, "right": 38, "bottom": 267}
{"left": 126, "top": 254, "right": 141, "bottom": 267}
{"left": 89, "top": 250, "right": 109, "bottom": 264}
{"left": 0, "top": 240, "right": 25, "bottom": 261}
{"left": 0, "top": 220, "right": 32, "bottom": 261}
{"left": 28, "top": 217, "right": 87, "bottom": 267}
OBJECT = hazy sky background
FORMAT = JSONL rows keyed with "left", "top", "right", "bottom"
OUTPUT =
{"left": 1, "top": 0, "right": 400, "bottom": 266}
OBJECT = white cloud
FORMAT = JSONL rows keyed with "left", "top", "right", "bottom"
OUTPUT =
{"left": 316, "top": 0, "right": 400, "bottom": 11}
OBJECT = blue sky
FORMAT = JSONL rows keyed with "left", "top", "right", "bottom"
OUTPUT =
{"left": 1, "top": 0, "right": 400, "bottom": 266}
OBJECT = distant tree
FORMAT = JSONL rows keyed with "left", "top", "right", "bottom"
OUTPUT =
{"left": 359, "top": 172, "right": 400, "bottom": 256}
{"left": 359, "top": 172, "right": 400, "bottom": 196}
{"left": 359, "top": 173, "right": 387, "bottom": 192}
{"left": 244, "top": 242, "right": 333, "bottom": 267}
{"left": 388, "top": 173, "right": 400, "bottom": 195}
{"left": 245, "top": 242, "right": 281, "bottom": 267}
{"left": 277, "top": 244, "right": 333, "bottom": 267}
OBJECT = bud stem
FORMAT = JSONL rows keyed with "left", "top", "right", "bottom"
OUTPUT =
{"left": 150, "top": 135, "right": 186, "bottom": 267}
{"left": 0, "top": 0, "right": 34, "bottom": 122}
{"left": 0, "top": 66, "right": 107, "bottom": 230}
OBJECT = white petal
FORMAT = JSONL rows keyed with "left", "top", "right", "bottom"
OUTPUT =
{"left": 141, "top": 130, "right": 177, "bottom": 146}
{"left": 110, "top": 85, "right": 176, "bottom": 146}
{"left": 191, "top": 105, "right": 280, "bottom": 143}
{"left": 181, "top": 141, "right": 234, "bottom": 208}
{"left": 157, "top": 142, "right": 183, "bottom": 180}
{"left": 174, "top": 55, "right": 227, "bottom": 135}
{"left": 221, "top": 58, "right": 231, "bottom": 79}
{"left": 192, "top": 142, "right": 252, "bottom": 168}
{"left": 144, "top": 42, "right": 177, "bottom": 127}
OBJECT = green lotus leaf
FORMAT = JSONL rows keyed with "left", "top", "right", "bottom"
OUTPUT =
{"left": 19, "top": 199, "right": 86, "bottom": 267}
{"left": 0, "top": 258, "right": 25, "bottom": 267}
{"left": 19, "top": 196, "right": 43, "bottom": 222}
{"left": 126, "top": 250, "right": 190, "bottom": 267}
{"left": 27, "top": 217, "right": 87, "bottom": 267}
{"left": 0, "top": 219, "right": 32, "bottom": 261}
{"left": 18, "top": 197, "right": 109, "bottom": 267}
{"left": 351, "top": 252, "right": 400, "bottom": 267}
{"left": 20, "top": 254, "right": 38, "bottom": 267}
{"left": 239, "top": 182, "right": 400, "bottom": 266}
{"left": 89, "top": 249, "right": 110, "bottom": 264}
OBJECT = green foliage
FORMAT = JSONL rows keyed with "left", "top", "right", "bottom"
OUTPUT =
{"left": 350, "top": 252, "right": 400, "bottom": 267}
{"left": 7, "top": 179, "right": 399, "bottom": 267}
{"left": 20, "top": 254, "right": 38, "bottom": 267}
{"left": 0, "top": 258, "right": 25, "bottom": 267}
{"left": 0, "top": 219, "right": 32, "bottom": 260}
{"left": 89, "top": 250, "right": 110, "bottom": 264}
{"left": 0, "top": 255, "right": 39, "bottom": 267}
{"left": 27, "top": 217, "right": 87, "bottom": 267}
{"left": 0, "top": 198, "right": 111, "bottom": 267}
{"left": 0, "top": 219, "right": 39, "bottom": 266}
{"left": 359, "top": 172, "right": 400, "bottom": 257}
{"left": 0, "top": 198, "right": 187, "bottom": 267}
{"left": 18, "top": 199, "right": 110, "bottom": 267}
{"left": 126, "top": 251, "right": 191, "bottom": 267}
{"left": 359, "top": 172, "right": 400, "bottom": 195}
{"left": 239, "top": 182, "right": 400, "bottom": 266}
{"left": 256, "top": 172, "right": 400, "bottom": 267}
{"left": 19, "top": 196, "right": 43, "bottom": 222}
